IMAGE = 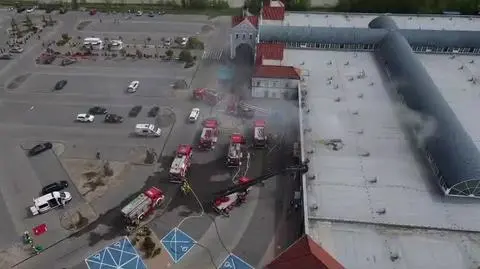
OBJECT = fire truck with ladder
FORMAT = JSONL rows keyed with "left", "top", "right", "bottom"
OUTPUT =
{"left": 253, "top": 120, "right": 267, "bottom": 148}
{"left": 212, "top": 163, "right": 309, "bottom": 216}
{"left": 199, "top": 119, "right": 219, "bottom": 150}
{"left": 169, "top": 144, "right": 193, "bottom": 183}
{"left": 193, "top": 88, "right": 221, "bottom": 106}
{"left": 121, "top": 187, "right": 165, "bottom": 230}
{"left": 226, "top": 133, "right": 245, "bottom": 167}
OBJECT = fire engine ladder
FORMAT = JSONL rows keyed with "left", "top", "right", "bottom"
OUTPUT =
{"left": 239, "top": 102, "right": 270, "bottom": 114}
{"left": 212, "top": 163, "right": 309, "bottom": 199}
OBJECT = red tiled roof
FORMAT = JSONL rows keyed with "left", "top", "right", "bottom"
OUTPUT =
{"left": 263, "top": 0, "right": 285, "bottom": 6}
{"left": 262, "top": 6, "right": 285, "bottom": 20}
{"left": 253, "top": 65, "right": 300, "bottom": 80}
{"left": 231, "top": 16, "right": 258, "bottom": 28}
{"left": 266, "top": 235, "right": 345, "bottom": 269}
{"left": 256, "top": 43, "right": 285, "bottom": 65}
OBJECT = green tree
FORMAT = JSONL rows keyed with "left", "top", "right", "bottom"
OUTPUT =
{"left": 165, "top": 49, "right": 174, "bottom": 58}
{"left": 186, "top": 37, "right": 204, "bottom": 49}
{"left": 61, "top": 33, "right": 70, "bottom": 41}
{"left": 245, "top": 0, "right": 262, "bottom": 15}
{"left": 178, "top": 50, "right": 193, "bottom": 62}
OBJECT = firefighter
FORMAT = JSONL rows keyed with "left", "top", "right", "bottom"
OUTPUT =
{"left": 181, "top": 180, "right": 192, "bottom": 195}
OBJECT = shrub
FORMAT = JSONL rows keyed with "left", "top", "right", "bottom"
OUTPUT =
{"left": 178, "top": 50, "right": 193, "bottom": 63}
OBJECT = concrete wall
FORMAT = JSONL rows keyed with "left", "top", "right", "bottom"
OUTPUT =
{"left": 310, "top": 0, "right": 338, "bottom": 7}
{"left": 261, "top": 59, "right": 282, "bottom": 65}
{"left": 252, "top": 77, "right": 299, "bottom": 88}
{"left": 37, "top": 0, "right": 245, "bottom": 8}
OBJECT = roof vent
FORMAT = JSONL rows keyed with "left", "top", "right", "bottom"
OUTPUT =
{"left": 327, "top": 60, "right": 332, "bottom": 65}
{"left": 359, "top": 150, "right": 370, "bottom": 157}
{"left": 307, "top": 174, "right": 316, "bottom": 180}
{"left": 367, "top": 176, "right": 378, "bottom": 183}
{"left": 327, "top": 80, "right": 332, "bottom": 85}
{"left": 449, "top": 17, "right": 453, "bottom": 21}
{"left": 310, "top": 204, "right": 318, "bottom": 210}
{"left": 304, "top": 128, "right": 312, "bottom": 133}
{"left": 357, "top": 129, "right": 364, "bottom": 134}
{"left": 307, "top": 149, "right": 314, "bottom": 154}
{"left": 390, "top": 253, "right": 400, "bottom": 262}
{"left": 327, "top": 76, "right": 333, "bottom": 80}
{"left": 344, "top": 61, "right": 349, "bottom": 66}
{"left": 334, "top": 84, "right": 339, "bottom": 89}
{"left": 354, "top": 52, "right": 358, "bottom": 57}
{"left": 347, "top": 76, "right": 354, "bottom": 81}
{"left": 469, "top": 59, "right": 475, "bottom": 63}
{"left": 369, "top": 82, "right": 374, "bottom": 86}
{"left": 334, "top": 97, "right": 341, "bottom": 102}
{"left": 459, "top": 65, "right": 464, "bottom": 70}
{"left": 376, "top": 208, "right": 386, "bottom": 214}
{"left": 351, "top": 110, "right": 359, "bottom": 115}
{"left": 430, "top": 17, "right": 434, "bottom": 20}
{"left": 408, "top": 17, "right": 412, "bottom": 20}
{"left": 468, "top": 77, "right": 474, "bottom": 81}
{"left": 357, "top": 93, "right": 364, "bottom": 99}
{"left": 305, "top": 108, "right": 310, "bottom": 113}
{"left": 449, "top": 55, "right": 456, "bottom": 59}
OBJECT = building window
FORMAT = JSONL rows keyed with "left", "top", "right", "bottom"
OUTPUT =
{"left": 285, "top": 82, "right": 289, "bottom": 87}
{"left": 256, "top": 81, "right": 260, "bottom": 86}
{"left": 249, "top": 34, "right": 253, "bottom": 40}
{"left": 272, "top": 81, "right": 277, "bottom": 87}
{"left": 235, "top": 34, "right": 239, "bottom": 39}
{"left": 242, "top": 34, "right": 246, "bottom": 40}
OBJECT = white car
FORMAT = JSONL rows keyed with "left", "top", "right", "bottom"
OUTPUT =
{"left": 136, "top": 11, "right": 143, "bottom": 16}
{"left": 76, "top": 113, "right": 95, "bottom": 122}
{"left": 180, "top": 37, "right": 189, "bottom": 47}
{"left": 127, "top": 80, "right": 139, "bottom": 93}
{"left": 26, "top": 6, "right": 36, "bottom": 13}
{"left": 189, "top": 108, "right": 200, "bottom": 122}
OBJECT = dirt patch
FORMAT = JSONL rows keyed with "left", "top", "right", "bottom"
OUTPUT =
{"left": 130, "top": 227, "right": 167, "bottom": 265}
{"left": 59, "top": 203, "right": 97, "bottom": 231}
{"left": 201, "top": 24, "right": 215, "bottom": 34}
{"left": 7, "top": 74, "right": 31, "bottom": 90}
{"left": 61, "top": 159, "right": 131, "bottom": 203}
{"left": 76, "top": 21, "right": 92, "bottom": 31}
{"left": 155, "top": 109, "right": 175, "bottom": 127}
{"left": 0, "top": 243, "right": 29, "bottom": 268}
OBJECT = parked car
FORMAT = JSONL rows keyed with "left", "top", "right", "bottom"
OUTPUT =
{"left": 158, "top": 10, "right": 166, "bottom": 15}
{"left": 26, "top": 6, "right": 36, "bottom": 13}
{"left": 89, "top": 8, "right": 97, "bottom": 15}
{"left": 136, "top": 10, "right": 143, "bottom": 16}
{"left": 41, "top": 181, "right": 68, "bottom": 195}
{"left": 129, "top": 106, "right": 142, "bottom": 117}
{"left": 88, "top": 106, "right": 108, "bottom": 115}
{"left": 76, "top": 113, "right": 95, "bottom": 122}
{"left": 54, "top": 80, "right": 67, "bottom": 90}
{"left": 104, "top": 113, "right": 123, "bottom": 123}
{"left": 17, "top": 7, "right": 26, "bottom": 13}
{"left": 127, "top": 80, "right": 139, "bottom": 93}
{"left": 0, "top": 53, "right": 13, "bottom": 60}
{"left": 61, "top": 58, "right": 77, "bottom": 66}
{"left": 148, "top": 106, "right": 160, "bottom": 117}
{"left": 148, "top": 11, "right": 154, "bottom": 17}
{"left": 10, "top": 47, "right": 23, "bottom": 53}
{"left": 29, "top": 142, "right": 53, "bottom": 156}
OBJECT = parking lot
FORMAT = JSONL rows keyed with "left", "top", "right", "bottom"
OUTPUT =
{"left": 0, "top": 8, "right": 288, "bottom": 269}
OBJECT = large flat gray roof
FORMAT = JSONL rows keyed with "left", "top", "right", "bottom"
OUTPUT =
{"left": 288, "top": 49, "right": 480, "bottom": 268}
{"left": 284, "top": 12, "right": 480, "bottom": 31}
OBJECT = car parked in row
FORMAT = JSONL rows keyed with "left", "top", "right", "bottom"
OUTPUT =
{"left": 129, "top": 106, "right": 142, "bottom": 117}
{"left": 41, "top": 180, "right": 68, "bottom": 195}
{"left": 148, "top": 106, "right": 160, "bottom": 117}
{"left": 76, "top": 114, "right": 95, "bottom": 122}
{"left": 127, "top": 80, "right": 139, "bottom": 93}
{"left": 105, "top": 113, "right": 123, "bottom": 123}
{"left": 29, "top": 142, "right": 53, "bottom": 156}
{"left": 54, "top": 80, "right": 67, "bottom": 90}
{"left": 89, "top": 106, "right": 108, "bottom": 115}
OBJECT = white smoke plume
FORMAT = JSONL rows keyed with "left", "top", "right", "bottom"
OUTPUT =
{"left": 395, "top": 104, "right": 437, "bottom": 149}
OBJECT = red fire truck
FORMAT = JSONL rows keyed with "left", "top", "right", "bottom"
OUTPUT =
{"left": 213, "top": 177, "right": 251, "bottom": 216}
{"left": 253, "top": 120, "right": 267, "bottom": 148}
{"left": 169, "top": 144, "right": 193, "bottom": 183}
{"left": 193, "top": 88, "right": 221, "bottom": 106}
{"left": 199, "top": 119, "right": 219, "bottom": 150}
{"left": 212, "top": 163, "right": 309, "bottom": 216}
{"left": 121, "top": 187, "right": 165, "bottom": 228}
{"left": 226, "top": 133, "right": 245, "bottom": 167}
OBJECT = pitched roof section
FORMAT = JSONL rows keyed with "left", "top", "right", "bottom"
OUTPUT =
{"left": 262, "top": 6, "right": 285, "bottom": 21}
{"left": 231, "top": 16, "right": 259, "bottom": 28}
{"left": 253, "top": 65, "right": 300, "bottom": 79}
{"left": 266, "top": 235, "right": 345, "bottom": 269}
{"left": 256, "top": 43, "right": 285, "bottom": 65}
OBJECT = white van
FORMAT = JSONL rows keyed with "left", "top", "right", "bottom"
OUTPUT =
{"left": 30, "top": 191, "right": 72, "bottom": 216}
{"left": 189, "top": 108, "right": 200, "bottom": 122}
{"left": 135, "top": 124, "right": 161, "bottom": 137}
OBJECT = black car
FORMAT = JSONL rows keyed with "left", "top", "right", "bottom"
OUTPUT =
{"left": 104, "top": 113, "right": 123, "bottom": 123}
{"left": 17, "top": 7, "right": 26, "bottom": 13}
{"left": 41, "top": 180, "right": 68, "bottom": 195}
{"left": 148, "top": 11, "right": 154, "bottom": 17}
{"left": 129, "top": 106, "right": 142, "bottom": 117}
{"left": 29, "top": 142, "right": 53, "bottom": 156}
{"left": 148, "top": 106, "right": 160, "bottom": 117}
{"left": 54, "top": 80, "right": 67, "bottom": 90}
{"left": 89, "top": 106, "right": 108, "bottom": 115}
